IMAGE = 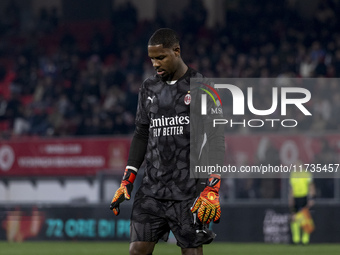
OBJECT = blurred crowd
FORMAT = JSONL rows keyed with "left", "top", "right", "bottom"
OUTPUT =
{"left": 0, "top": 0, "right": 340, "bottom": 138}
{"left": 0, "top": 0, "right": 338, "bottom": 200}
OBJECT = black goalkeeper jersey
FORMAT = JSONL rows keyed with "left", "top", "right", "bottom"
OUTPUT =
{"left": 134, "top": 67, "right": 202, "bottom": 200}
{"left": 133, "top": 67, "right": 225, "bottom": 200}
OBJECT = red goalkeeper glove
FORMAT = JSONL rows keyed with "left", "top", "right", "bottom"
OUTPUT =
{"left": 191, "top": 174, "right": 221, "bottom": 224}
{"left": 110, "top": 168, "right": 136, "bottom": 216}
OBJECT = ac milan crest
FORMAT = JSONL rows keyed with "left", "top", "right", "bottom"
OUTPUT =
{"left": 184, "top": 92, "right": 191, "bottom": 105}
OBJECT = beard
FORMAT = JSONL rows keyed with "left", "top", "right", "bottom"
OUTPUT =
{"left": 157, "top": 72, "right": 174, "bottom": 82}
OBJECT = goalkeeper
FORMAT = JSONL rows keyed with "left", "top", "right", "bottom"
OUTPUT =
{"left": 110, "top": 28, "right": 225, "bottom": 255}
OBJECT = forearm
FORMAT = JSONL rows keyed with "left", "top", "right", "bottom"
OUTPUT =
{"left": 110, "top": 124, "right": 149, "bottom": 215}
{"left": 207, "top": 124, "right": 224, "bottom": 186}
{"left": 207, "top": 119, "right": 225, "bottom": 167}
{"left": 307, "top": 183, "right": 316, "bottom": 207}
{"left": 126, "top": 123, "right": 149, "bottom": 171}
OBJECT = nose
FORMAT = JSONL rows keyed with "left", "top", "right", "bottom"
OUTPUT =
{"left": 152, "top": 59, "right": 160, "bottom": 68}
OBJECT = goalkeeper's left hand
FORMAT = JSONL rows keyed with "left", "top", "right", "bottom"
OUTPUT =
{"left": 191, "top": 174, "right": 221, "bottom": 225}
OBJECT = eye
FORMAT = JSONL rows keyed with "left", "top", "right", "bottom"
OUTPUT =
{"left": 150, "top": 55, "right": 165, "bottom": 62}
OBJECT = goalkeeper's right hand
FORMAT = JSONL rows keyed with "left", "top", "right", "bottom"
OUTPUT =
{"left": 110, "top": 168, "right": 136, "bottom": 216}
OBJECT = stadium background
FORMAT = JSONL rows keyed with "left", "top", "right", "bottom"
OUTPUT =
{"left": 0, "top": 0, "right": 339, "bottom": 248}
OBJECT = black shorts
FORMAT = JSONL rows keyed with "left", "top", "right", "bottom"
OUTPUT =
{"left": 293, "top": 196, "right": 308, "bottom": 213}
{"left": 130, "top": 190, "right": 216, "bottom": 248}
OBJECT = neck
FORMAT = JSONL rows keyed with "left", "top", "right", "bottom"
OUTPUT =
{"left": 171, "top": 62, "right": 188, "bottom": 81}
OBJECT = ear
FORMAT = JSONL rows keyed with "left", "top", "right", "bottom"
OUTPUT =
{"left": 173, "top": 45, "right": 181, "bottom": 57}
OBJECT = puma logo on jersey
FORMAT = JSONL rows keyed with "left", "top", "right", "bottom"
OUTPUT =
{"left": 147, "top": 96, "right": 155, "bottom": 103}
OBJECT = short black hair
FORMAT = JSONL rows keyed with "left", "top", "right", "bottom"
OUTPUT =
{"left": 148, "top": 28, "right": 180, "bottom": 48}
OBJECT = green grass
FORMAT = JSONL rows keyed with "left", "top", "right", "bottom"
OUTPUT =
{"left": 0, "top": 242, "right": 339, "bottom": 255}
